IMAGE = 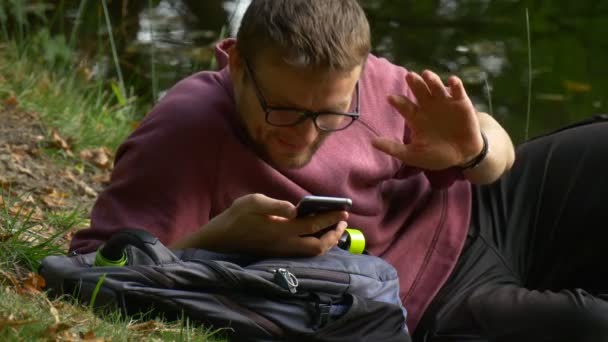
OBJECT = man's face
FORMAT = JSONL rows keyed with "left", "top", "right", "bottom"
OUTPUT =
{"left": 230, "top": 50, "right": 361, "bottom": 169}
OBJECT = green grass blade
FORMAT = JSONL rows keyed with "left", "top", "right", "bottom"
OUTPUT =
{"left": 89, "top": 273, "right": 107, "bottom": 311}
{"left": 101, "top": 0, "right": 126, "bottom": 102}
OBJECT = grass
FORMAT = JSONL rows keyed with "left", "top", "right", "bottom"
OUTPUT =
{"left": 0, "top": 284, "right": 226, "bottom": 341}
{"left": 0, "top": 36, "right": 136, "bottom": 153}
{"left": 0, "top": 9, "right": 223, "bottom": 338}
{"left": 0, "top": 191, "right": 226, "bottom": 341}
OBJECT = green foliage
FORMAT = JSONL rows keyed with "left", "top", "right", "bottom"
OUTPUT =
{"left": 0, "top": 285, "right": 226, "bottom": 341}
{"left": 0, "top": 187, "right": 225, "bottom": 341}
{"left": 0, "top": 38, "right": 136, "bottom": 152}
{"left": 0, "top": 191, "right": 74, "bottom": 271}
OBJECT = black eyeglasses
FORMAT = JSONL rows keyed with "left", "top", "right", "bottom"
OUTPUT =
{"left": 244, "top": 59, "right": 360, "bottom": 132}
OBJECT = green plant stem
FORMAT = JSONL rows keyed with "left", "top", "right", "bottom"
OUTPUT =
{"left": 16, "top": 0, "right": 25, "bottom": 47}
{"left": 148, "top": 0, "right": 159, "bottom": 102}
{"left": 101, "top": 0, "right": 127, "bottom": 101}
{"left": 69, "top": 0, "right": 89, "bottom": 48}
{"left": 483, "top": 73, "right": 494, "bottom": 117}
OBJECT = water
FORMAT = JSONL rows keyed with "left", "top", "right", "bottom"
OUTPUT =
{"left": 7, "top": 0, "right": 608, "bottom": 143}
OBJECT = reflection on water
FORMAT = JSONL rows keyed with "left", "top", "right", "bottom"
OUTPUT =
{"left": 12, "top": 0, "right": 607, "bottom": 142}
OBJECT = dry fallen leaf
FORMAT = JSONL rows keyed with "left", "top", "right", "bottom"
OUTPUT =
{"left": 40, "top": 187, "right": 69, "bottom": 208}
{"left": 4, "top": 94, "right": 18, "bottom": 108}
{"left": 91, "top": 173, "right": 111, "bottom": 185}
{"left": 0, "top": 269, "right": 20, "bottom": 288}
{"left": 9, "top": 144, "right": 32, "bottom": 163}
{"left": 128, "top": 320, "right": 162, "bottom": 333}
{"left": 0, "top": 182, "right": 12, "bottom": 195}
{"left": 80, "top": 147, "right": 113, "bottom": 170}
{"left": 64, "top": 171, "right": 98, "bottom": 197}
{"left": 45, "top": 322, "right": 72, "bottom": 337}
{"left": 81, "top": 330, "right": 107, "bottom": 341}
{"left": 15, "top": 163, "right": 35, "bottom": 178}
{"left": 20, "top": 272, "right": 46, "bottom": 295}
{"left": 0, "top": 232, "right": 12, "bottom": 242}
{"left": 51, "top": 129, "right": 73, "bottom": 156}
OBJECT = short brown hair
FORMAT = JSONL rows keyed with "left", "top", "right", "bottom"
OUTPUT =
{"left": 236, "top": 0, "right": 370, "bottom": 71}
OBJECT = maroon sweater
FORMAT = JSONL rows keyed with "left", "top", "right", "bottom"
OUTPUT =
{"left": 70, "top": 39, "right": 472, "bottom": 332}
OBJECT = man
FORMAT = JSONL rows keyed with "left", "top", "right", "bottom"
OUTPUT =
{"left": 70, "top": 0, "right": 608, "bottom": 340}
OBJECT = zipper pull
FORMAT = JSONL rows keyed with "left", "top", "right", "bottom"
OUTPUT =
{"left": 273, "top": 268, "right": 299, "bottom": 294}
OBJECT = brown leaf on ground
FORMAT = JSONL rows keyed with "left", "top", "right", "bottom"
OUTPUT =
{"left": 0, "top": 232, "right": 12, "bottom": 242}
{"left": 0, "top": 176, "right": 11, "bottom": 191}
{"left": 45, "top": 322, "right": 72, "bottom": 337}
{"left": 0, "top": 269, "right": 20, "bottom": 288}
{"left": 64, "top": 171, "right": 98, "bottom": 198}
{"left": 40, "top": 187, "right": 69, "bottom": 208}
{"left": 3, "top": 94, "right": 18, "bottom": 109}
{"left": 80, "top": 330, "right": 107, "bottom": 341}
{"left": 129, "top": 320, "right": 162, "bottom": 333}
{"left": 20, "top": 272, "right": 46, "bottom": 295}
{"left": 91, "top": 173, "right": 111, "bottom": 185}
{"left": 51, "top": 129, "right": 73, "bottom": 156}
{"left": 80, "top": 147, "right": 113, "bottom": 170}
{"left": 9, "top": 144, "right": 33, "bottom": 163}
{"left": 14, "top": 163, "right": 35, "bottom": 178}
{"left": 7, "top": 198, "right": 45, "bottom": 222}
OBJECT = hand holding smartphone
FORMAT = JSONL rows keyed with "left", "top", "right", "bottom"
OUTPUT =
{"left": 297, "top": 196, "right": 352, "bottom": 238}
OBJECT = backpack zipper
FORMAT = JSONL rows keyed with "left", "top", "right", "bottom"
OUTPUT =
{"left": 264, "top": 267, "right": 349, "bottom": 284}
{"left": 271, "top": 268, "right": 299, "bottom": 294}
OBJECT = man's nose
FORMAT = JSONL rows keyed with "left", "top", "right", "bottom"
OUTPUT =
{"left": 293, "top": 118, "right": 319, "bottom": 144}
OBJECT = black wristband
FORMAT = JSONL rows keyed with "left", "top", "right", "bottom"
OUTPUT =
{"left": 459, "top": 131, "right": 488, "bottom": 170}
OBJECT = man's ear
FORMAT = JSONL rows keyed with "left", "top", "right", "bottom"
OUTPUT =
{"left": 227, "top": 45, "right": 244, "bottom": 80}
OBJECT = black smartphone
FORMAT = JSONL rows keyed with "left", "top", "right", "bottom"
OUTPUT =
{"left": 297, "top": 196, "right": 352, "bottom": 238}
{"left": 296, "top": 195, "right": 352, "bottom": 217}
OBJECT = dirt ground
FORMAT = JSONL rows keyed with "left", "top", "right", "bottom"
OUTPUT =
{"left": 0, "top": 103, "right": 113, "bottom": 240}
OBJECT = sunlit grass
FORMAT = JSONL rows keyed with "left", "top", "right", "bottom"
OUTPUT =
{"left": 0, "top": 37, "right": 136, "bottom": 153}
{"left": 0, "top": 285, "right": 226, "bottom": 341}
{"left": 0, "top": 188, "right": 226, "bottom": 341}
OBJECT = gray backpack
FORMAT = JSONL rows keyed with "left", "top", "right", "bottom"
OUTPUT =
{"left": 40, "top": 229, "right": 411, "bottom": 341}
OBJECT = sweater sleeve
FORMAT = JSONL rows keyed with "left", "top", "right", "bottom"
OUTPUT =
{"left": 69, "top": 75, "right": 226, "bottom": 253}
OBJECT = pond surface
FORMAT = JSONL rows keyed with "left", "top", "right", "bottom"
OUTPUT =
{"left": 12, "top": 0, "right": 608, "bottom": 142}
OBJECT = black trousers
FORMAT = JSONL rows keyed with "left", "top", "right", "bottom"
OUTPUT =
{"left": 414, "top": 115, "right": 608, "bottom": 342}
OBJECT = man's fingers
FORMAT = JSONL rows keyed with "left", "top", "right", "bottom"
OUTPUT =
{"left": 236, "top": 193, "right": 297, "bottom": 218}
{"left": 448, "top": 76, "right": 467, "bottom": 100}
{"left": 296, "top": 211, "right": 348, "bottom": 236}
{"left": 297, "top": 221, "right": 348, "bottom": 256}
{"left": 422, "top": 70, "right": 450, "bottom": 99}
{"left": 372, "top": 138, "right": 433, "bottom": 168}
{"left": 405, "top": 72, "right": 432, "bottom": 105}
{"left": 371, "top": 138, "right": 411, "bottom": 161}
{"left": 318, "top": 221, "right": 348, "bottom": 251}
{"left": 388, "top": 94, "right": 417, "bottom": 120}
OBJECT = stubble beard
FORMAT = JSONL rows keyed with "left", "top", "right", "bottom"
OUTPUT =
{"left": 234, "top": 111, "right": 328, "bottom": 170}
